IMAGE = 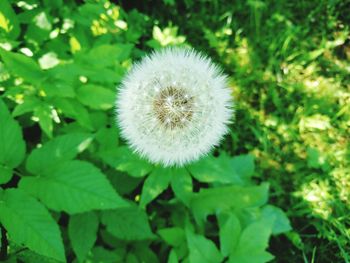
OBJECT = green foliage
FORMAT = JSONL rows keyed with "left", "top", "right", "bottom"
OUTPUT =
{"left": 0, "top": 0, "right": 348, "bottom": 262}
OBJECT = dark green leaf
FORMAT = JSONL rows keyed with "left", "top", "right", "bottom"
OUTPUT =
{"left": 101, "top": 206, "right": 155, "bottom": 241}
{"left": 68, "top": 212, "right": 99, "bottom": 262}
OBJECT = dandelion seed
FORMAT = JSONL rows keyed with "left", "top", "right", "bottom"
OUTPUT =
{"left": 116, "top": 48, "right": 233, "bottom": 166}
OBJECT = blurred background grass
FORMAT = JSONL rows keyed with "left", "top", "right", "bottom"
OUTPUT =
{"left": 1, "top": 0, "right": 349, "bottom": 262}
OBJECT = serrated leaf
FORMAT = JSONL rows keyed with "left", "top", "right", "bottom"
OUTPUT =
{"left": 0, "top": 189, "right": 65, "bottom": 262}
{"left": 170, "top": 168, "right": 192, "bottom": 206}
{"left": 77, "top": 84, "right": 115, "bottom": 110}
{"left": 229, "top": 218, "right": 274, "bottom": 263}
{"left": 188, "top": 153, "right": 243, "bottom": 184}
{"left": 261, "top": 205, "right": 292, "bottom": 235}
{"left": 19, "top": 160, "right": 129, "bottom": 214}
{"left": 0, "top": 99, "right": 26, "bottom": 175}
{"left": 140, "top": 166, "right": 172, "bottom": 208}
{"left": 26, "top": 133, "right": 93, "bottom": 175}
{"left": 68, "top": 212, "right": 98, "bottom": 262}
{"left": 99, "top": 146, "right": 153, "bottom": 177}
{"left": 190, "top": 184, "right": 269, "bottom": 224}
{"left": 101, "top": 206, "right": 154, "bottom": 241}
{"left": 0, "top": 48, "right": 44, "bottom": 84}
{"left": 218, "top": 213, "right": 241, "bottom": 257}
{"left": 186, "top": 230, "right": 223, "bottom": 263}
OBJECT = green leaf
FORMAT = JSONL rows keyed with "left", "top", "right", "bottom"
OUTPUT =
{"left": 158, "top": 227, "right": 185, "bottom": 247}
{"left": 229, "top": 218, "right": 274, "bottom": 263}
{"left": 0, "top": 189, "right": 65, "bottom": 262}
{"left": 26, "top": 133, "right": 93, "bottom": 175}
{"left": 186, "top": 230, "right": 223, "bottom": 263}
{"left": 140, "top": 166, "right": 172, "bottom": 208}
{"left": 190, "top": 184, "right": 269, "bottom": 224}
{"left": 0, "top": 48, "right": 44, "bottom": 84}
{"left": 0, "top": 165, "right": 12, "bottom": 185}
{"left": 0, "top": 0, "right": 20, "bottom": 39}
{"left": 101, "top": 206, "right": 155, "bottom": 241}
{"left": 230, "top": 154, "right": 255, "bottom": 179}
{"left": 0, "top": 99, "right": 26, "bottom": 174}
{"left": 34, "top": 104, "right": 53, "bottom": 138}
{"left": 170, "top": 168, "right": 192, "bottom": 206}
{"left": 167, "top": 250, "right": 179, "bottom": 263}
{"left": 89, "top": 246, "right": 125, "bottom": 263}
{"left": 77, "top": 84, "right": 115, "bottom": 110}
{"left": 188, "top": 153, "right": 243, "bottom": 184}
{"left": 68, "top": 212, "right": 99, "bottom": 262}
{"left": 12, "top": 96, "right": 41, "bottom": 117}
{"left": 261, "top": 205, "right": 292, "bottom": 235}
{"left": 218, "top": 213, "right": 241, "bottom": 257}
{"left": 99, "top": 146, "right": 153, "bottom": 177}
{"left": 19, "top": 160, "right": 129, "bottom": 214}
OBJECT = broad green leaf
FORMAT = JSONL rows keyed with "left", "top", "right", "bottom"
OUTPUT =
{"left": 0, "top": 189, "right": 65, "bottom": 262}
{"left": 77, "top": 84, "right": 115, "bottom": 110}
{"left": 188, "top": 153, "right": 243, "bottom": 184}
{"left": 168, "top": 250, "right": 179, "bottom": 263}
{"left": 140, "top": 166, "right": 172, "bottom": 208}
{"left": 133, "top": 245, "right": 159, "bottom": 263}
{"left": 261, "top": 205, "right": 292, "bottom": 235}
{"left": 0, "top": 99, "right": 26, "bottom": 176}
{"left": 99, "top": 146, "right": 153, "bottom": 177}
{"left": 229, "top": 218, "right": 274, "bottom": 263}
{"left": 0, "top": 48, "right": 44, "bottom": 84}
{"left": 19, "top": 160, "right": 129, "bottom": 214}
{"left": 68, "top": 212, "right": 99, "bottom": 262}
{"left": 96, "top": 127, "right": 119, "bottom": 151}
{"left": 0, "top": 0, "right": 20, "bottom": 39}
{"left": 218, "top": 213, "right": 241, "bottom": 257}
{"left": 170, "top": 168, "right": 192, "bottom": 206}
{"left": 158, "top": 227, "right": 185, "bottom": 247}
{"left": 12, "top": 96, "right": 41, "bottom": 117}
{"left": 190, "top": 184, "right": 269, "bottom": 224}
{"left": 186, "top": 230, "right": 223, "bottom": 263}
{"left": 101, "top": 206, "right": 154, "bottom": 241}
{"left": 26, "top": 133, "right": 93, "bottom": 175}
{"left": 89, "top": 246, "right": 124, "bottom": 263}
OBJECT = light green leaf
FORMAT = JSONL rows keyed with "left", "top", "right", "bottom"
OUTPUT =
{"left": 101, "top": 206, "right": 155, "bottom": 241}
{"left": 190, "top": 184, "right": 269, "bottom": 224}
{"left": 0, "top": 189, "right": 65, "bottom": 262}
{"left": 158, "top": 227, "right": 185, "bottom": 247}
{"left": 0, "top": 165, "right": 12, "bottom": 185}
{"left": 12, "top": 96, "right": 41, "bottom": 117}
{"left": 229, "top": 218, "right": 274, "bottom": 263}
{"left": 34, "top": 104, "right": 53, "bottom": 138}
{"left": 188, "top": 153, "right": 243, "bottom": 184}
{"left": 19, "top": 160, "right": 129, "bottom": 214}
{"left": 0, "top": 48, "right": 44, "bottom": 84}
{"left": 0, "top": 99, "right": 26, "bottom": 176}
{"left": 218, "top": 213, "right": 241, "bottom": 257}
{"left": 77, "top": 84, "right": 115, "bottom": 110}
{"left": 186, "top": 230, "right": 223, "bottom": 263}
{"left": 26, "top": 133, "right": 93, "bottom": 175}
{"left": 230, "top": 154, "right": 255, "bottom": 179}
{"left": 170, "top": 168, "right": 192, "bottom": 205}
{"left": 68, "top": 212, "right": 99, "bottom": 262}
{"left": 261, "top": 205, "right": 292, "bottom": 235}
{"left": 168, "top": 249, "right": 178, "bottom": 263}
{"left": 99, "top": 146, "right": 153, "bottom": 177}
{"left": 0, "top": 0, "right": 20, "bottom": 39}
{"left": 140, "top": 166, "right": 172, "bottom": 208}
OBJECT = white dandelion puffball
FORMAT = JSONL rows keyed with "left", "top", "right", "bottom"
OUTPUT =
{"left": 116, "top": 48, "right": 233, "bottom": 166}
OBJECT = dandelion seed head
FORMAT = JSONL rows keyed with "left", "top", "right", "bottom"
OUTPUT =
{"left": 116, "top": 48, "right": 233, "bottom": 166}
